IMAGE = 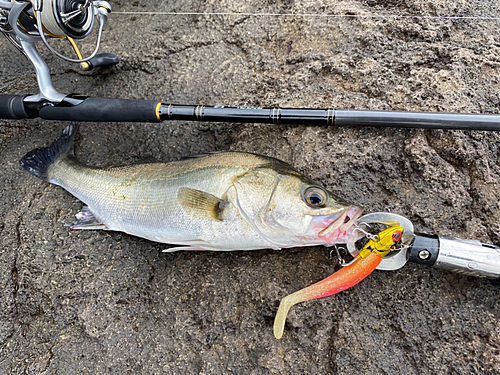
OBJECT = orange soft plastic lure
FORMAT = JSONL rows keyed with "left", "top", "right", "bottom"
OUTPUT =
{"left": 274, "top": 225, "right": 404, "bottom": 339}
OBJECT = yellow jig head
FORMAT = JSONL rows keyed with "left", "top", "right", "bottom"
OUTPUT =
{"left": 358, "top": 225, "right": 404, "bottom": 259}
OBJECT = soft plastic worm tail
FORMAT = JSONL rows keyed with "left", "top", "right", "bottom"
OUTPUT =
{"left": 274, "top": 251, "right": 382, "bottom": 339}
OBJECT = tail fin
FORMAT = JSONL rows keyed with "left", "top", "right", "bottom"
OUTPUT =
{"left": 20, "top": 123, "right": 79, "bottom": 182}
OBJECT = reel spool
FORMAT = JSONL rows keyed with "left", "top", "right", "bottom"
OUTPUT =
{"left": 12, "top": 0, "right": 111, "bottom": 63}
{"left": 15, "top": 0, "right": 94, "bottom": 39}
{"left": 39, "top": 0, "right": 95, "bottom": 39}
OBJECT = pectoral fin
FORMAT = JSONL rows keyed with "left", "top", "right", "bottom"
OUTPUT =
{"left": 68, "top": 206, "right": 108, "bottom": 230}
{"left": 177, "top": 187, "right": 228, "bottom": 221}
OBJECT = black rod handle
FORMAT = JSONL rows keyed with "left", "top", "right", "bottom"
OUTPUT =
{"left": 0, "top": 95, "right": 30, "bottom": 119}
{"left": 38, "top": 97, "right": 162, "bottom": 122}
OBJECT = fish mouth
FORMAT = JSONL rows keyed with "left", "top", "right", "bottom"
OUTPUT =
{"left": 315, "top": 206, "right": 363, "bottom": 245}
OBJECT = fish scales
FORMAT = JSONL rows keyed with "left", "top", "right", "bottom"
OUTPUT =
{"left": 20, "top": 124, "right": 362, "bottom": 251}
{"left": 51, "top": 155, "right": 256, "bottom": 236}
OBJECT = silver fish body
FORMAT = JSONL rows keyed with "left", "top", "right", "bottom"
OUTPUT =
{"left": 21, "top": 124, "right": 362, "bottom": 251}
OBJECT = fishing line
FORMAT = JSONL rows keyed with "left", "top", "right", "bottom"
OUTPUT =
{"left": 113, "top": 11, "right": 500, "bottom": 21}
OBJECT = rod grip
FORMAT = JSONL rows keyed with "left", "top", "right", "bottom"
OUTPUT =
{"left": 39, "top": 97, "right": 161, "bottom": 122}
{"left": 0, "top": 95, "right": 29, "bottom": 119}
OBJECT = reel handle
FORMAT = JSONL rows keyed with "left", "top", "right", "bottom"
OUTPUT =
{"left": 80, "top": 53, "right": 119, "bottom": 71}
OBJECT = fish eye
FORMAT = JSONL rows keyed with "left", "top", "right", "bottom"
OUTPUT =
{"left": 304, "top": 187, "right": 327, "bottom": 208}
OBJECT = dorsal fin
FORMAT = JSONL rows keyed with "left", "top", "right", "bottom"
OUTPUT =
{"left": 179, "top": 151, "right": 224, "bottom": 161}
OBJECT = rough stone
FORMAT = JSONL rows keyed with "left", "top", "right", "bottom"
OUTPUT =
{"left": 1, "top": 0, "right": 500, "bottom": 373}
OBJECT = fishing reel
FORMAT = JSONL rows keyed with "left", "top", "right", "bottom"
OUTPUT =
{"left": 1, "top": 0, "right": 114, "bottom": 64}
{"left": 1, "top": 0, "right": 118, "bottom": 102}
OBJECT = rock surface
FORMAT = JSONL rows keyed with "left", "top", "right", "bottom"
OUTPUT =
{"left": 1, "top": 0, "right": 500, "bottom": 373}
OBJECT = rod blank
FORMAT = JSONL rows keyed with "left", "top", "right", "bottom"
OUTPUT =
{"left": 158, "top": 103, "right": 500, "bottom": 131}
{"left": 334, "top": 110, "right": 500, "bottom": 131}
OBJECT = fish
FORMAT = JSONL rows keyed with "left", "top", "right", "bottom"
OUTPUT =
{"left": 20, "top": 123, "right": 362, "bottom": 251}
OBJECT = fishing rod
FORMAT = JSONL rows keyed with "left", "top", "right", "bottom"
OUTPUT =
{"left": 5, "top": 97, "right": 500, "bottom": 131}
{"left": 1, "top": 0, "right": 500, "bottom": 130}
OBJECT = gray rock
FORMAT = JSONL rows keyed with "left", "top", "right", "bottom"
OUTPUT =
{"left": 1, "top": 0, "right": 500, "bottom": 373}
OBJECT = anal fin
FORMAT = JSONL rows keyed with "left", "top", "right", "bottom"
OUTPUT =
{"left": 67, "top": 206, "right": 108, "bottom": 230}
